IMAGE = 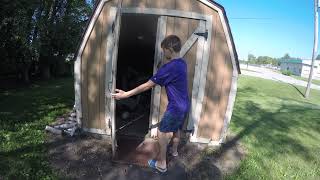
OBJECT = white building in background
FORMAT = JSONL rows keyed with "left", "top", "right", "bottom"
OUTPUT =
{"left": 280, "top": 59, "right": 320, "bottom": 80}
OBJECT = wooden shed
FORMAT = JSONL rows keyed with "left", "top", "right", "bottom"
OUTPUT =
{"left": 73, "top": 0, "right": 240, "bottom": 158}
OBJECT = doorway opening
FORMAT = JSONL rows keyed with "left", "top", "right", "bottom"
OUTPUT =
{"left": 114, "top": 14, "right": 159, "bottom": 165}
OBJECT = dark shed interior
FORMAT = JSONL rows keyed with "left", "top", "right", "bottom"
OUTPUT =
{"left": 114, "top": 14, "right": 159, "bottom": 164}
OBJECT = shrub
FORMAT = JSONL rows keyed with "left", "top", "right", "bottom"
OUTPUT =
{"left": 281, "top": 70, "right": 292, "bottom": 76}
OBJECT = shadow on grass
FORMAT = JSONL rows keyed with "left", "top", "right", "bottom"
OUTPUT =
{"left": 0, "top": 78, "right": 74, "bottom": 179}
{"left": 289, "top": 83, "right": 305, "bottom": 97}
{"left": 221, "top": 86, "right": 320, "bottom": 178}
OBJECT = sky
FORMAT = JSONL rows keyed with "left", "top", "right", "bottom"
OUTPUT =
{"left": 215, "top": 0, "right": 316, "bottom": 60}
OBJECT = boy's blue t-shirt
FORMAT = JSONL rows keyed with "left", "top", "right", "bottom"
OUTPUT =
{"left": 150, "top": 58, "right": 190, "bottom": 114}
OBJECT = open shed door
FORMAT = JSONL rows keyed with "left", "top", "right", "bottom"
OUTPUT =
{"left": 105, "top": 6, "right": 121, "bottom": 158}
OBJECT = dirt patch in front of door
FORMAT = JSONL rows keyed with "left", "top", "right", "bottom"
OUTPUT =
{"left": 47, "top": 133, "right": 246, "bottom": 180}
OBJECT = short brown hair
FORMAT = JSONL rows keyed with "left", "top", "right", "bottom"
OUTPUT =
{"left": 161, "top": 35, "right": 182, "bottom": 53}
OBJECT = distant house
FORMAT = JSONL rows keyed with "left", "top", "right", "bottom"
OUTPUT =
{"left": 280, "top": 59, "right": 320, "bottom": 80}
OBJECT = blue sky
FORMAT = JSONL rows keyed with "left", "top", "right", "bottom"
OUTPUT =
{"left": 215, "top": 0, "right": 316, "bottom": 60}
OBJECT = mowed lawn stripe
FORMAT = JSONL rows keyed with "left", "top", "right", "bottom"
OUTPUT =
{"left": 227, "top": 75, "right": 320, "bottom": 179}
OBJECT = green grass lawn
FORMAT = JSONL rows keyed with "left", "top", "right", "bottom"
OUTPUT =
{"left": 0, "top": 78, "right": 74, "bottom": 179}
{"left": 227, "top": 75, "right": 320, "bottom": 179}
{"left": 1, "top": 76, "right": 320, "bottom": 179}
{"left": 292, "top": 75, "right": 320, "bottom": 86}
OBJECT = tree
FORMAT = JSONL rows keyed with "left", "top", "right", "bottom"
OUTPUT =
{"left": 281, "top": 53, "right": 291, "bottom": 60}
{"left": 247, "top": 54, "right": 256, "bottom": 64}
{"left": 0, "top": 0, "right": 93, "bottom": 82}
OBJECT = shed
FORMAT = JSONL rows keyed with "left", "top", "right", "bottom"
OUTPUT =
{"left": 73, "top": 0, "right": 240, "bottom": 161}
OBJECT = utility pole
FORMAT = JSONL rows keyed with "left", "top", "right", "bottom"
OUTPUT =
{"left": 305, "top": 0, "right": 319, "bottom": 98}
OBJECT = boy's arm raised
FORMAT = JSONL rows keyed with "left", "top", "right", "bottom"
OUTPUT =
{"left": 112, "top": 80, "right": 156, "bottom": 100}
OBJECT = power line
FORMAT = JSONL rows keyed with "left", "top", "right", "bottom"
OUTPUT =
{"left": 229, "top": 17, "right": 272, "bottom": 20}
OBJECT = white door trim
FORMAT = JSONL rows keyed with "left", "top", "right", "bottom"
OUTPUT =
{"left": 190, "top": 16, "right": 213, "bottom": 143}
{"left": 109, "top": 3, "right": 122, "bottom": 157}
{"left": 122, "top": 7, "right": 209, "bottom": 20}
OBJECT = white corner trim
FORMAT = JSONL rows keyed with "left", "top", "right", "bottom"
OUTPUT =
{"left": 218, "top": 75, "right": 238, "bottom": 143}
{"left": 208, "top": 140, "right": 221, "bottom": 146}
{"left": 190, "top": 136, "right": 221, "bottom": 146}
{"left": 190, "top": 136, "right": 210, "bottom": 144}
{"left": 74, "top": 57, "right": 82, "bottom": 126}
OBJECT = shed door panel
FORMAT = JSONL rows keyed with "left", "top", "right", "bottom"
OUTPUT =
{"left": 154, "top": 16, "right": 207, "bottom": 133}
{"left": 104, "top": 6, "right": 121, "bottom": 157}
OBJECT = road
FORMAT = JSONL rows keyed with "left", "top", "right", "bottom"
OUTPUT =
{"left": 240, "top": 64, "right": 320, "bottom": 91}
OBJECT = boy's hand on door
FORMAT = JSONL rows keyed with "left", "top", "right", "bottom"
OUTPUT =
{"left": 111, "top": 89, "right": 127, "bottom": 100}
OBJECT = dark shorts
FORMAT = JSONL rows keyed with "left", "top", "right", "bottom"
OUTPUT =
{"left": 159, "top": 111, "right": 187, "bottom": 133}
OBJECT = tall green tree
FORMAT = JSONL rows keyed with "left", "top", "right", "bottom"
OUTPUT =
{"left": 281, "top": 53, "right": 291, "bottom": 60}
{"left": 0, "top": 0, "right": 93, "bottom": 82}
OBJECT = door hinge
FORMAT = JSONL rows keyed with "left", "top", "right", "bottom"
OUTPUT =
{"left": 194, "top": 30, "right": 208, "bottom": 40}
{"left": 112, "top": 22, "right": 115, "bottom": 33}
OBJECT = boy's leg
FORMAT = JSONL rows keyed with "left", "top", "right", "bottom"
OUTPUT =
{"left": 171, "top": 130, "right": 180, "bottom": 155}
{"left": 156, "top": 129, "right": 173, "bottom": 169}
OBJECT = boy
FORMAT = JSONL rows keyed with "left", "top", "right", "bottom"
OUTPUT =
{"left": 112, "top": 35, "right": 189, "bottom": 173}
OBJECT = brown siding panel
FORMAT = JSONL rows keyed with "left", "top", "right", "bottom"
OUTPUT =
{"left": 146, "top": 0, "right": 161, "bottom": 8}
{"left": 198, "top": 9, "right": 234, "bottom": 140}
{"left": 98, "top": 3, "right": 110, "bottom": 130}
{"left": 87, "top": 7, "right": 102, "bottom": 129}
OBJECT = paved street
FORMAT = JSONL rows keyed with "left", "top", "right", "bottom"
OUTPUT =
{"left": 240, "top": 64, "right": 320, "bottom": 91}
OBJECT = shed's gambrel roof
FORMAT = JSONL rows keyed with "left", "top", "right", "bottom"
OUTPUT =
{"left": 208, "top": 0, "right": 240, "bottom": 74}
{"left": 74, "top": 0, "right": 240, "bottom": 74}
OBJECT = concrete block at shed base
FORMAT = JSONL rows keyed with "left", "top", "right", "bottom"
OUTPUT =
{"left": 45, "top": 126, "right": 62, "bottom": 135}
